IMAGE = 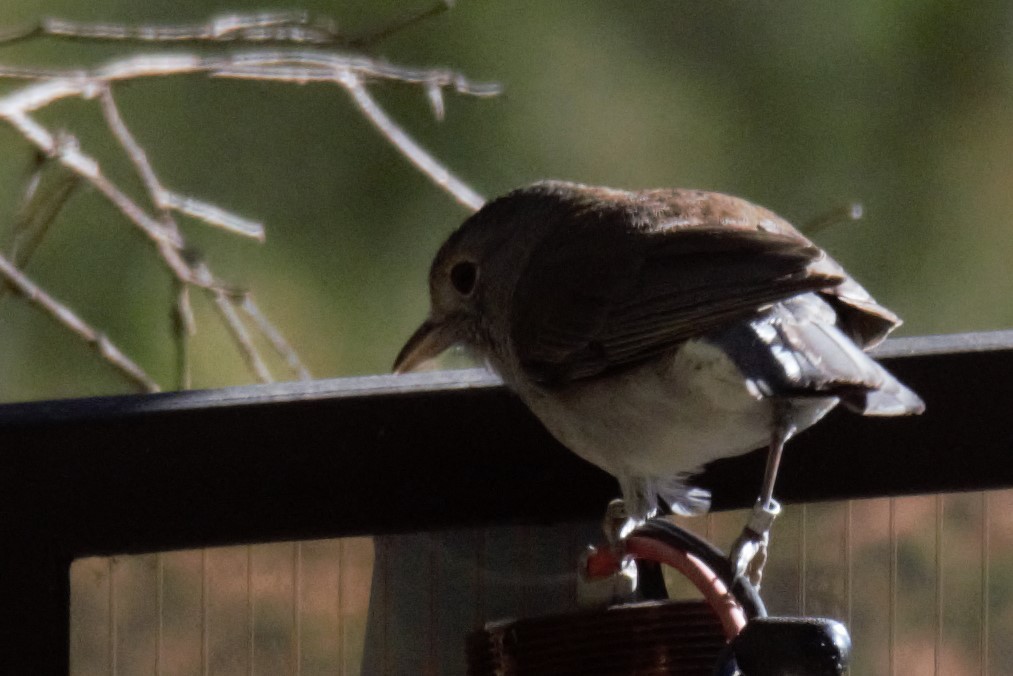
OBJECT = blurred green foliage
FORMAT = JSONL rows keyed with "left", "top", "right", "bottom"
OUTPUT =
{"left": 1, "top": 0, "right": 1012, "bottom": 403}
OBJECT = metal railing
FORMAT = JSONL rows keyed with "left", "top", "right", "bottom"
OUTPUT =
{"left": 2, "top": 330, "right": 1013, "bottom": 673}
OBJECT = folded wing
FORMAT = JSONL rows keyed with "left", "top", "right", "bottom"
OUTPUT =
{"left": 510, "top": 196, "right": 843, "bottom": 384}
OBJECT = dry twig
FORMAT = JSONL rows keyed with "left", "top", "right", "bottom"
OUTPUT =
{"left": 0, "top": 251, "right": 159, "bottom": 392}
{"left": 0, "top": 3, "right": 455, "bottom": 50}
{"left": 0, "top": 6, "right": 497, "bottom": 393}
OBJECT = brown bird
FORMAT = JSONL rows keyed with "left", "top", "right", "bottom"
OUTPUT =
{"left": 394, "top": 181, "right": 923, "bottom": 581}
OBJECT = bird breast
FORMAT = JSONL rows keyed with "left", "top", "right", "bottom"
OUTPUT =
{"left": 510, "top": 340, "right": 784, "bottom": 478}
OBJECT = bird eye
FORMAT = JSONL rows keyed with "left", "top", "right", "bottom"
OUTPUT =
{"left": 450, "top": 260, "right": 478, "bottom": 295}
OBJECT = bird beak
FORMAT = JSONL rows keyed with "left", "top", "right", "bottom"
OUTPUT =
{"left": 392, "top": 318, "right": 457, "bottom": 373}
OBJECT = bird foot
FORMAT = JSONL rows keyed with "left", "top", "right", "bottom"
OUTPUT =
{"left": 729, "top": 498, "right": 781, "bottom": 589}
{"left": 576, "top": 499, "right": 640, "bottom": 607}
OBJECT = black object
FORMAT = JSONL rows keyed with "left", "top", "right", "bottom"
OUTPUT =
{"left": 468, "top": 600, "right": 729, "bottom": 676}
{"left": 466, "top": 517, "right": 848, "bottom": 675}
{"left": 635, "top": 519, "right": 767, "bottom": 619}
{"left": 717, "top": 617, "right": 851, "bottom": 676}
{"left": 636, "top": 559, "right": 670, "bottom": 601}
{"left": 0, "top": 331, "right": 1011, "bottom": 672}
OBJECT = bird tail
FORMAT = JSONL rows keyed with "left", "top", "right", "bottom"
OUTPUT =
{"left": 840, "top": 375, "right": 925, "bottom": 416}
{"left": 712, "top": 295, "right": 925, "bottom": 418}
{"left": 655, "top": 476, "right": 712, "bottom": 517}
{"left": 619, "top": 475, "right": 712, "bottom": 520}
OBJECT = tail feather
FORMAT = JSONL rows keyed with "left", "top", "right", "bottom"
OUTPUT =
{"left": 618, "top": 474, "right": 712, "bottom": 520}
{"left": 710, "top": 294, "right": 924, "bottom": 417}
{"left": 657, "top": 479, "right": 712, "bottom": 517}
{"left": 842, "top": 377, "right": 925, "bottom": 416}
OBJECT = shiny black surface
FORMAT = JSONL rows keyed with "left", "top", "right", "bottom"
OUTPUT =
{"left": 1, "top": 331, "right": 1012, "bottom": 672}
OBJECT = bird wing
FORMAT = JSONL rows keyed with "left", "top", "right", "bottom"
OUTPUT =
{"left": 811, "top": 257, "right": 901, "bottom": 348}
{"left": 708, "top": 295, "right": 925, "bottom": 415}
{"left": 510, "top": 194, "right": 844, "bottom": 385}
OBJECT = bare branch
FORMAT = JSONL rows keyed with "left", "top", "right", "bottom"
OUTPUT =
{"left": 0, "top": 13, "right": 341, "bottom": 48}
{"left": 38, "top": 13, "right": 343, "bottom": 46}
{"left": 802, "top": 202, "right": 864, "bottom": 235}
{"left": 0, "top": 3, "right": 456, "bottom": 50}
{"left": 7, "top": 154, "right": 79, "bottom": 268}
{"left": 0, "top": 50, "right": 496, "bottom": 215}
{"left": 171, "top": 282, "right": 194, "bottom": 390}
{"left": 97, "top": 86, "right": 163, "bottom": 202}
{"left": 0, "top": 157, "right": 79, "bottom": 308}
{"left": 237, "top": 294, "right": 312, "bottom": 380}
{"left": 346, "top": 1, "right": 454, "bottom": 48}
{"left": 341, "top": 71, "right": 485, "bottom": 211}
{"left": 2, "top": 107, "right": 291, "bottom": 386}
{"left": 0, "top": 252, "right": 160, "bottom": 392}
{"left": 163, "top": 193, "right": 265, "bottom": 241}
{"left": 0, "top": 50, "right": 501, "bottom": 99}
{"left": 208, "top": 288, "right": 274, "bottom": 384}
{"left": 208, "top": 51, "right": 502, "bottom": 97}
{"left": 99, "top": 87, "right": 267, "bottom": 240}
{"left": 0, "top": 23, "right": 40, "bottom": 45}
{"left": 0, "top": 8, "right": 496, "bottom": 391}
{"left": 2, "top": 110, "right": 185, "bottom": 250}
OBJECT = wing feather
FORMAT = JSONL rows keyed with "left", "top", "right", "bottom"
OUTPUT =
{"left": 511, "top": 206, "right": 843, "bottom": 384}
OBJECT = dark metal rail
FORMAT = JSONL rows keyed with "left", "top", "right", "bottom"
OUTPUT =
{"left": 2, "top": 330, "right": 1012, "bottom": 672}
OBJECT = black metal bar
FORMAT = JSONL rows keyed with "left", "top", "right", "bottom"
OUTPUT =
{"left": 1, "top": 330, "right": 1012, "bottom": 672}
{"left": 0, "top": 536, "right": 71, "bottom": 673}
{"left": 702, "top": 331, "right": 1013, "bottom": 508}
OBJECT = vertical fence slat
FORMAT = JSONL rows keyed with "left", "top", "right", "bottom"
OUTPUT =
{"left": 113, "top": 554, "right": 159, "bottom": 674}
{"left": 249, "top": 542, "right": 297, "bottom": 675}
{"left": 155, "top": 550, "right": 202, "bottom": 674}
{"left": 294, "top": 543, "right": 302, "bottom": 676}
{"left": 889, "top": 498, "right": 897, "bottom": 676}
{"left": 427, "top": 534, "right": 440, "bottom": 676}
{"left": 296, "top": 539, "right": 343, "bottom": 672}
{"left": 434, "top": 531, "right": 484, "bottom": 675}
{"left": 761, "top": 505, "right": 801, "bottom": 616}
{"left": 67, "top": 490, "right": 1013, "bottom": 676}
{"left": 935, "top": 495, "right": 944, "bottom": 676}
{"left": 109, "top": 558, "right": 117, "bottom": 676}
{"left": 981, "top": 491, "right": 990, "bottom": 676}
{"left": 339, "top": 537, "right": 374, "bottom": 676}
{"left": 156, "top": 554, "right": 163, "bottom": 676}
{"left": 845, "top": 501, "right": 853, "bottom": 631}
{"left": 70, "top": 557, "right": 112, "bottom": 676}
{"left": 799, "top": 504, "right": 808, "bottom": 615}
{"left": 201, "top": 549, "right": 209, "bottom": 676}
{"left": 247, "top": 545, "right": 254, "bottom": 676}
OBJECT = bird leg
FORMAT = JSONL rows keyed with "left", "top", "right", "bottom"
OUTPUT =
{"left": 730, "top": 420, "right": 795, "bottom": 588}
{"left": 577, "top": 499, "right": 639, "bottom": 607}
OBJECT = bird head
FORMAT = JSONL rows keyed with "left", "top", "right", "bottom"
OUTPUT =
{"left": 392, "top": 182, "right": 582, "bottom": 374}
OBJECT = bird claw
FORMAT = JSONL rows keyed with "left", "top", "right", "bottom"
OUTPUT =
{"left": 602, "top": 498, "right": 641, "bottom": 546}
{"left": 575, "top": 499, "right": 641, "bottom": 608}
{"left": 730, "top": 530, "right": 768, "bottom": 588}
{"left": 729, "top": 498, "right": 781, "bottom": 588}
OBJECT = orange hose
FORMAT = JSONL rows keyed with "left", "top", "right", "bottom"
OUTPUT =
{"left": 626, "top": 534, "right": 747, "bottom": 640}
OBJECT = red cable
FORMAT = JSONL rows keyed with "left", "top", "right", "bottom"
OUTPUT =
{"left": 626, "top": 534, "right": 747, "bottom": 640}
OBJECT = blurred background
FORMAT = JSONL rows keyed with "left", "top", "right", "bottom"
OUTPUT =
{"left": 2, "top": 0, "right": 1013, "bottom": 399}
{"left": 1, "top": 0, "right": 1012, "bottom": 674}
